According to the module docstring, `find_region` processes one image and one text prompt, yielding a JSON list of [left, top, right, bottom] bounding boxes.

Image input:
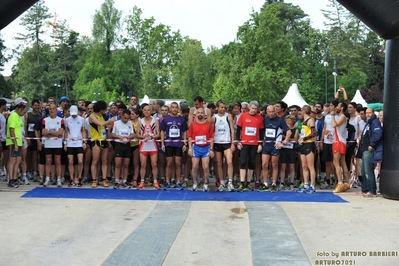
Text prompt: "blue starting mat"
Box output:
[[22, 187, 348, 203]]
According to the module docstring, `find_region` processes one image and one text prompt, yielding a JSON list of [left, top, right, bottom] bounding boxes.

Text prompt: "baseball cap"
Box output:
[[14, 98, 27, 106], [60, 96, 70, 102], [70, 105, 78, 115]]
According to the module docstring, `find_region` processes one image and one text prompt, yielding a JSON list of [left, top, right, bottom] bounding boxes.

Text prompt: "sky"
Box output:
[[0, 0, 331, 76]]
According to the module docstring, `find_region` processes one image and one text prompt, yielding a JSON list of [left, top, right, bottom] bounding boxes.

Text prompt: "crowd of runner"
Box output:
[[0, 86, 383, 196]]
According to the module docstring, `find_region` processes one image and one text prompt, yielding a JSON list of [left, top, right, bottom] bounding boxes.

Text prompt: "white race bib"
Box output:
[[28, 123, 35, 132], [217, 124, 225, 133], [266, 128, 276, 138], [299, 129, 305, 139], [119, 129, 130, 136], [169, 125, 180, 138], [195, 135, 207, 145], [282, 142, 294, 149], [245, 127, 256, 136]]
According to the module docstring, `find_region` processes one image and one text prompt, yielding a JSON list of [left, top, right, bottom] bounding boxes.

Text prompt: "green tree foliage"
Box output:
[[125, 6, 183, 98], [0, 34, 7, 72], [11, 43, 52, 100], [49, 30, 80, 99], [0, 74, 12, 98], [169, 39, 215, 102], [92, 0, 122, 60], [321, 0, 377, 100], [4, 0, 385, 105], [73, 0, 140, 102], [213, 2, 314, 104], [12, 0, 52, 100]]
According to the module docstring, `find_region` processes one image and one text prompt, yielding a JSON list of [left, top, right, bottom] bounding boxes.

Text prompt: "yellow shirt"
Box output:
[[89, 114, 107, 140]]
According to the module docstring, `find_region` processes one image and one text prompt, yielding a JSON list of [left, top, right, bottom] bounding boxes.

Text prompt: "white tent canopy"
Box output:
[[350, 90, 368, 107], [281, 83, 308, 107]]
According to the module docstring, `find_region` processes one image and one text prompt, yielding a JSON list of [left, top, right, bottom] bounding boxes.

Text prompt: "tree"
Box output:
[[213, 2, 311, 104], [169, 39, 215, 101], [0, 74, 12, 98], [0, 34, 7, 72], [92, 0, 122, 60], [15, 0, 51, 63], [49, 30, 81, 98], [125, 6, 183, 98], [13, 0, 52, 99], [11, 43, 52, 100]]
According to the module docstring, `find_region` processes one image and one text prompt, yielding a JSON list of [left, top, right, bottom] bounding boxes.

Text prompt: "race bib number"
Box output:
[[119, 129, 130, 137], [28, 123, 35, 132], [245, 127, 256, 136], [328, 132, 334, 141], [217, 124, 225, 133], [195, 135, 207, 145], [70, 135, 79, 143], [169, 126, 180, 138], [282, 142, 294, 149], [299, 129, 305, 139], [266, 128, 276, 138]]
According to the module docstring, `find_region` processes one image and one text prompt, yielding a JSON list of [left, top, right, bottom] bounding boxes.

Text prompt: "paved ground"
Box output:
[[0, 181, 398, 266]]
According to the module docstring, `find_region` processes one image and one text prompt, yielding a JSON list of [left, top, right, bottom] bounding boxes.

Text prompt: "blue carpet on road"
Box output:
[[22, 187, 347, 203]]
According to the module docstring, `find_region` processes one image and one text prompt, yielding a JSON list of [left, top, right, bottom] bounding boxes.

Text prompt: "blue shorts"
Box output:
[[262, 144, 280, 156], [192, 145, 210, 159]]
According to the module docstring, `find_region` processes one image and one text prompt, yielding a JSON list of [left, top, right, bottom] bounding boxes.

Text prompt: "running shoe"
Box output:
[[237, 183, 245, 192], [176, 183, 184, 190], [255, 181, 260, 189], [68, 180, 74, 187], [101, 179, 109, 187], [8, 180, 19, 188], [319, 181, 330, 190], [56, 179, 62, 187], [333, 183, 346, 193], [227, 182, 235, 192], [278, 184, 285, 191], [91, 181, 97, 188], [258, 184, 269, 192], [113, 182, 120, 189], [304, 186, 316, 194], [218, 184, 225, 192], [153, 182, 160, 190], [192, 183, 198, 191], [137, 182, 145, 190], [288, 184, 294, 191], [121, 182, 129, 189], [271, 184, 277, 192], [203, 184, 209, 192], [43, 177, 50, 187], [246, 183, 253, 191], [163, 183, 171, 190], [296, 185, 306, 193]]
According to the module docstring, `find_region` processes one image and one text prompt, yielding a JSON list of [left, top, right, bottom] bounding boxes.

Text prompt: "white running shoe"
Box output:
[[227, 182, 235, 192], [43, 177, 50, 187], [203, 184, 209, 192], [192, 183, 198, 191], [218, 184, 225, 192], [57, 179, 62, 187]]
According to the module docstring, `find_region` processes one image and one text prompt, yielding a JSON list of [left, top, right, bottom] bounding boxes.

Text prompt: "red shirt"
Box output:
[[237, 112, 264, 145], [188, 121, 214, 147]]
